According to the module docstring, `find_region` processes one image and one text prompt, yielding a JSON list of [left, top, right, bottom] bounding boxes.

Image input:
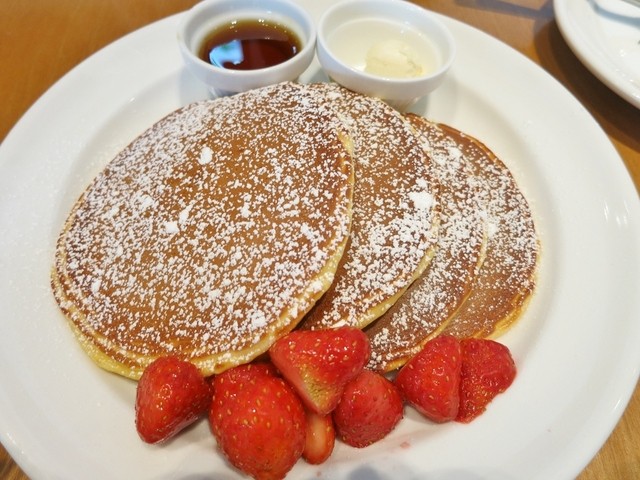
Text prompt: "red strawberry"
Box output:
[[218, 360, 278, 383], [302, 410, 335, 465], [210, 363, 306, 480], [269, 327, 370, 415], [333, 370, 403, 448], [135, 356, 212, 444], [456, 338, 517, 423], [395, 335, 462, 423]]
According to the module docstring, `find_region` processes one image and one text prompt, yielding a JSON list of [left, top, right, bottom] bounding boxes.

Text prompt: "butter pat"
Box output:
[[365, 39, 425, 78]]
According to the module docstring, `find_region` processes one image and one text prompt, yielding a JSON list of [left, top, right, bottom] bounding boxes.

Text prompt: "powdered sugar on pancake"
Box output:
[[439, 123, 539, 338], [301, 84, 439, 331], [367, 116, 487, 372], [52, 82, 354, 378]]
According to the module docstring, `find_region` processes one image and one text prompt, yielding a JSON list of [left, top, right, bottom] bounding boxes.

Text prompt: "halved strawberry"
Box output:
[[395, 335, 462, 423], [302, 410, 335, 465], [135, 356, 212, 444], [456, 338, 517, 423], [269, 327, 370, 414], [333, 370, 403, 448], [210, 363, 306, 480]]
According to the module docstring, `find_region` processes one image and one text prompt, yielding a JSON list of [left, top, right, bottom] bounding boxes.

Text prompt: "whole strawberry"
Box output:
[[269, 327, 370, 415], [456, 338, 517, 423], [210, 363, 306, 480], [333, 370, 403, 448], [135, 356, 212, 444], [395, 335, 462, 423]]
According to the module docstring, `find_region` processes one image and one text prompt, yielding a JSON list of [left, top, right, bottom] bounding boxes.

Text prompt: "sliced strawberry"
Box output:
[[269, 327, 370, 415], [333, 370, 403, 448], [456, 338, 517, 423], [303, 410, 335, 465], [395, 335, 462, 423], [135, 356, 212, 444], [210, 363, 306, 480]]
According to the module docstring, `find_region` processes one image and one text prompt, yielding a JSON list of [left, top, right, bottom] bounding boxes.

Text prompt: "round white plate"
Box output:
[[1, 2, 640, 479], [555, 0, 640, 108]]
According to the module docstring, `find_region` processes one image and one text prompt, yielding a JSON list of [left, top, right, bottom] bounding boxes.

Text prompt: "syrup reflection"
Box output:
[[208, 40, 244, 68]]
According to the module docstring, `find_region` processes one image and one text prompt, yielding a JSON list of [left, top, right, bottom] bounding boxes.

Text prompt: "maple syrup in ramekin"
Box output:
[[199, 19, 301, 71]]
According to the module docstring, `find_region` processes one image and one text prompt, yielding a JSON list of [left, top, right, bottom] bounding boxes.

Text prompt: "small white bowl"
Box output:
[[316, 0, 456, 111], [177, 0, 316, 97]]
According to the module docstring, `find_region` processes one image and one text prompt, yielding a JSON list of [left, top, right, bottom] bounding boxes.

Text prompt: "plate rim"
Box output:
[[1, 4, 640, 480], [554, 0, 640, 109]]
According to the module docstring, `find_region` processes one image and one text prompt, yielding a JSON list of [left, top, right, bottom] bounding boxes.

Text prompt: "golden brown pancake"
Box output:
[[300, 84, 439, 331], [366, 115, 487, 372], [52, 82, 355, 380], [438, 123, 539, 339]]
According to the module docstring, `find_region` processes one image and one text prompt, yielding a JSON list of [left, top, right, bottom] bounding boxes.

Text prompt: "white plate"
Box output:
[[1, 2, 640, 479], [555, 0, 640, 108]]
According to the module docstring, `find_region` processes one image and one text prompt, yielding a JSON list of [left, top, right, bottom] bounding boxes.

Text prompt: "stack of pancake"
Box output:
[[51, 82, 539, 380]]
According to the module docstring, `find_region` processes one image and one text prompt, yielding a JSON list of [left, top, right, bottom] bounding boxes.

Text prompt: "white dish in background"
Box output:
[[555, 0, 640, 108], [1, 1, 640, 479]]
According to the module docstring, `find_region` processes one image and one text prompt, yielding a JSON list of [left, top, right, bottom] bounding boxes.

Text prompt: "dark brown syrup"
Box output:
[[199, 19, 301, 70]]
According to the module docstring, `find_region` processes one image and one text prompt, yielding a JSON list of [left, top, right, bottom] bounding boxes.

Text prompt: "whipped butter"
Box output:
[[326, 18, 438, 78], [365, 39, 425, 78]]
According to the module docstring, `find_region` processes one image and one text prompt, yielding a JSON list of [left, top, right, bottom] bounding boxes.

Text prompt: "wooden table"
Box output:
[[1, 1, 638, 478]]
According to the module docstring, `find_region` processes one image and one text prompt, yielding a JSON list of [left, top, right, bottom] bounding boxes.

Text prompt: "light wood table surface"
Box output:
[[1, 1, 638, 478]]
